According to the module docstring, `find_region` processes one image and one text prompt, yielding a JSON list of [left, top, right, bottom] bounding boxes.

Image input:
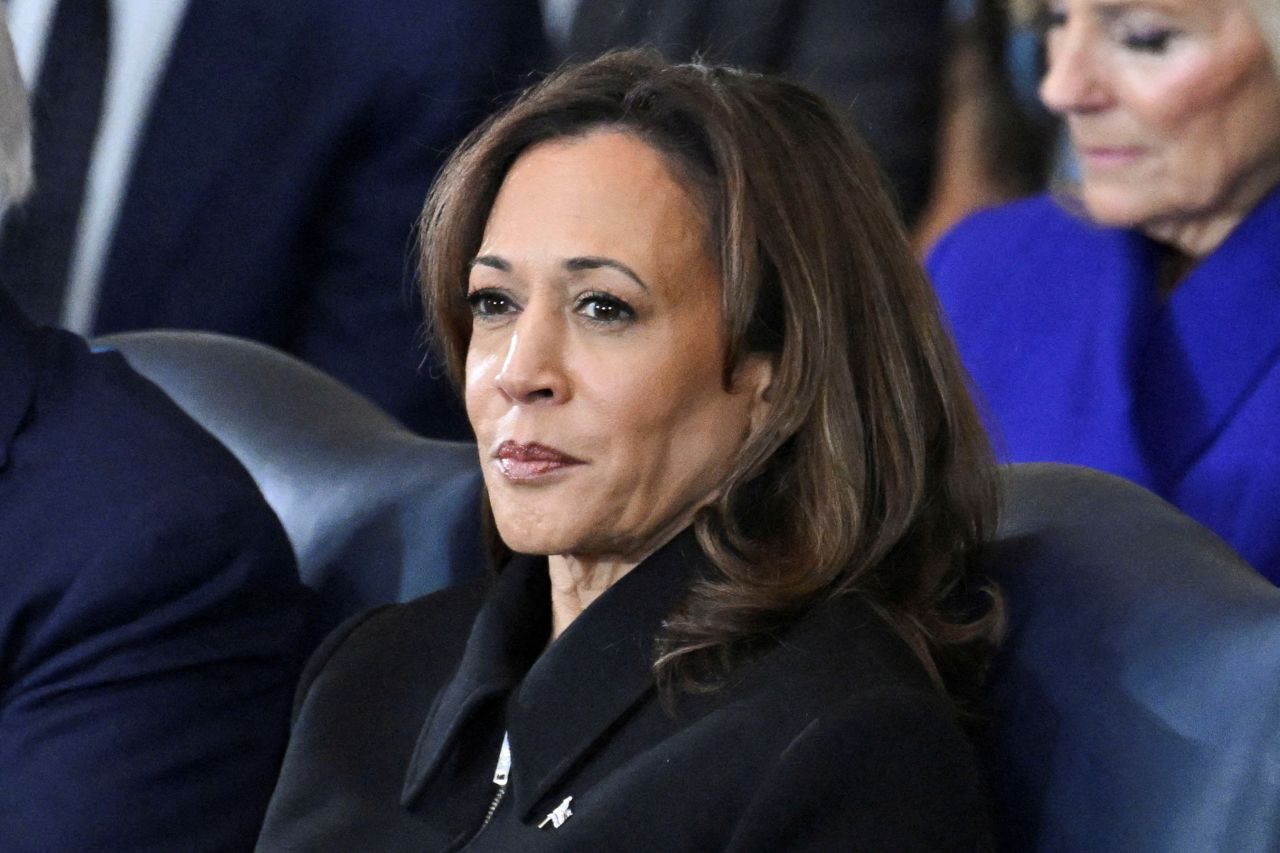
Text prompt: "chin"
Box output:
[[1079, 187, 1156, 230], [493, 530, 564, 557], [488, 504, 579, 557], [490, 504, 650, 561]]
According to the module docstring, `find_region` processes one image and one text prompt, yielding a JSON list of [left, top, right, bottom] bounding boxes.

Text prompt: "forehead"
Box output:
[[478, 131, 713, 279], [497, 130, 687, 207]]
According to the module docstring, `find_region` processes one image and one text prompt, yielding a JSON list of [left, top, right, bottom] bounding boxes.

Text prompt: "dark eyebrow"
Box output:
[[469, 254, 649, 291], [564, 256, 649, 291], [470, 255, 511, 272]]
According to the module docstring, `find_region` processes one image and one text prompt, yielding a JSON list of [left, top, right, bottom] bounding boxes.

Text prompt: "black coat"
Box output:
[[257, 531, 992, 851]]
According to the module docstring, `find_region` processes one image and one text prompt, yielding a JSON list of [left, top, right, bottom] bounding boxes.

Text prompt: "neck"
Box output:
[[542, 513, 702, 638], [546, 553, 640, 639], [1143, 215, 1238, 262], [1140, 175, 1280, 262]]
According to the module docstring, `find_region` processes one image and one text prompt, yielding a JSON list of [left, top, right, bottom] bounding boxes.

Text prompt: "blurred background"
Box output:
[[0, 0, 1054, 439]]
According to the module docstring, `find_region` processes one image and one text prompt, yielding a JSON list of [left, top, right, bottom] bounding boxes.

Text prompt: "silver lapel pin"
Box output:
[[538, 796, 574, 829]]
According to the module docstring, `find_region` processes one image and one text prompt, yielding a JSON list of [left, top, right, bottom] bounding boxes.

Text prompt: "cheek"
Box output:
[[574, 349, 667, 443], [596, 339, 745, 476], [593, 328, 719, 424], [464, 347, 504, 425], [1154, 64, 1211, 117], [1137, 50, 1265, 139], [1206, 76, 1280, 162], [1158, 66, 1280, 193]]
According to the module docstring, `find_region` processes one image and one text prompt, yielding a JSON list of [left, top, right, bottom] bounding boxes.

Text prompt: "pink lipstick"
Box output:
[[494, 440, 584, 481]]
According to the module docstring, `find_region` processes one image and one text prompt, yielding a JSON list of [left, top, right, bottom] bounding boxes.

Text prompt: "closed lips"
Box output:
[[1079, 145, 1145, 162], [495, 441, 584, 479]]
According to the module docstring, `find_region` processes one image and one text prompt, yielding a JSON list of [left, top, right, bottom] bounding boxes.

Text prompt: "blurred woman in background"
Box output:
[[929, 0, 1280, 583]]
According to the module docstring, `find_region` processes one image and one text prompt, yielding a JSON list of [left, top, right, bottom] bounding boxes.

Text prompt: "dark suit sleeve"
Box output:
[[782, 0, 947, 225], [724, 687, 993, 852], [0, 474, 306, 853]]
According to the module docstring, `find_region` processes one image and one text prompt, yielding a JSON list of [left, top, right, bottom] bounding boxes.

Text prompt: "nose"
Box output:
[[1038, 24, 1112, 115], [493, 304, 571, 406]]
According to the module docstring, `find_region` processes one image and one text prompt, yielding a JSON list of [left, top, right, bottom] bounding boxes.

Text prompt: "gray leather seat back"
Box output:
[[985, 464, 1280, 852], [96, 330, 486, 634]]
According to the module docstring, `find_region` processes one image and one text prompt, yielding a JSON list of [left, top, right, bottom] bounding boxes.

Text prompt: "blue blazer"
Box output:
[[928, 188, 1280, 584], [0, 293, 309, 851], [92, 0, 546, 439]]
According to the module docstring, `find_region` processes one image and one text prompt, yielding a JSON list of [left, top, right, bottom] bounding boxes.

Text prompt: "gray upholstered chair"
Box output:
[[95, 330, 486, 637], [979, 463, 1280, 852], [97, 331, 1280, 851]]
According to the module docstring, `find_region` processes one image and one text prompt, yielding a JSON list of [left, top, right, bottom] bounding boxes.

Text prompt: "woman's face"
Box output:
[[465, 131, 771, 562], [1040, 0, 1280, 248]]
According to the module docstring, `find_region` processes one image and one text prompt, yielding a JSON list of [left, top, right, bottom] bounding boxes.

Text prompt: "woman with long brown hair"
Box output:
[[258, 50, 1003, 852]]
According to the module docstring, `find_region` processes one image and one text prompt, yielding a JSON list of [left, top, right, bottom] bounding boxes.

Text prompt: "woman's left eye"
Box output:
[[1120, 26, 1177, 53], [575, 292, 635, 324]]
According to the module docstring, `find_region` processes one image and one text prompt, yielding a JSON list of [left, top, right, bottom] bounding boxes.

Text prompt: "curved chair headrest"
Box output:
[[986, 463, 1280, 852], [95, 330, 486, 633]]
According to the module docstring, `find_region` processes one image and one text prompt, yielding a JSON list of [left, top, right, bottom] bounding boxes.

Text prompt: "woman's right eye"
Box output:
[[467, 288, 516, 317]]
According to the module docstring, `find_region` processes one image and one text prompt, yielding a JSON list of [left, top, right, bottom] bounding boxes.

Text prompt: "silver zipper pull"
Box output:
[[478, 734, 513, 834], [493, 733, 512, 786]]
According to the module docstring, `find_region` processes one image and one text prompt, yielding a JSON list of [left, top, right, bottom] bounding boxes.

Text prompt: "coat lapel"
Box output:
[[1132, 185, 1280, 491], [507, 530, 702, 821], [398, 528, 704, 830], [400, 554, 549, 808]]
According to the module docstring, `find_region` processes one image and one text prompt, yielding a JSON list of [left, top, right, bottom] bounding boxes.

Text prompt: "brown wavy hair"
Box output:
[[420, 49, 1003, 700]]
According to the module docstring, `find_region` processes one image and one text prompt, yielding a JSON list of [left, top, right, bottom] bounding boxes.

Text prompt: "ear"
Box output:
[[733, 353, 775, 436]]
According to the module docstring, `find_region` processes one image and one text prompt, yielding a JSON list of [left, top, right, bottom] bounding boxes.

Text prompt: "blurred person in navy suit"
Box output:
[[929, 0, 1280, 582], [0, 19, 310, 849], [547, 0, 947, 226], [1, 0, 547, 439]]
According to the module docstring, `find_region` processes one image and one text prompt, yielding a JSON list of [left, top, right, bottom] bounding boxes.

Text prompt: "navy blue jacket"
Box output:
[[0, 293, 308, 851], [928, 188, 1280, 583], [91, 0, 546, 439], [257, 531, 991, 851]]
